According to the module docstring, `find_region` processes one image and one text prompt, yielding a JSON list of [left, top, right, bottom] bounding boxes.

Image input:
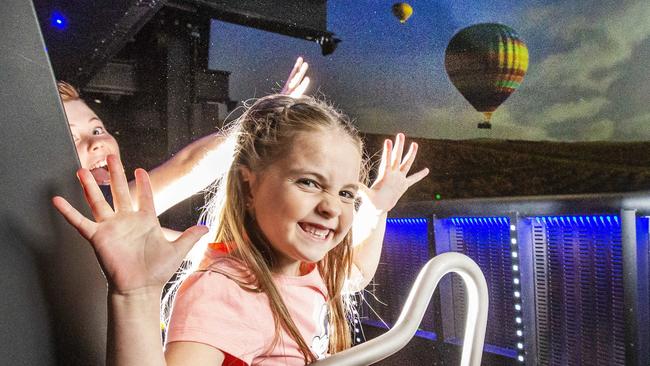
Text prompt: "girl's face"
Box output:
[[243, 129, 362, 276], [64, 99, 120, 185]]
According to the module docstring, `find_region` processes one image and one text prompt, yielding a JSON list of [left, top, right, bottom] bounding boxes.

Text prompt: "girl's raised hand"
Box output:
[[281, 57, 310, 98], [361, 133, 430, 213], [52, 155, 208, 296]]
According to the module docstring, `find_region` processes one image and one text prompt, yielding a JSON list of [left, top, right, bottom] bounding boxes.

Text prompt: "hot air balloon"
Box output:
[[444, 23, 529, 129], [392, 3, 413, 24]]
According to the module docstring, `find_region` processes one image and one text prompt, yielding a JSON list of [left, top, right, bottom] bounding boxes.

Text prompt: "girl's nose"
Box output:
[[317, 192, 342, 218]]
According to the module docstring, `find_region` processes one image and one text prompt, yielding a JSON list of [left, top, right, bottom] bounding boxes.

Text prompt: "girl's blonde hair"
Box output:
[[170, 94, 367, 363]]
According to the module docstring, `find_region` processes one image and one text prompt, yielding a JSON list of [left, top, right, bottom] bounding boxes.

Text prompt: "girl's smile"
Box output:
[[298, 222, 333, 241]]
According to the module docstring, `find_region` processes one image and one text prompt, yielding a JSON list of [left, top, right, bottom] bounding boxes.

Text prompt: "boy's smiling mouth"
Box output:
[[89, 159, 110, 184]]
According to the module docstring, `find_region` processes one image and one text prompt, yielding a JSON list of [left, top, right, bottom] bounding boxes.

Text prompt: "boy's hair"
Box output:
[[57, 81, 81, 102], [179, 95, 368, 362]]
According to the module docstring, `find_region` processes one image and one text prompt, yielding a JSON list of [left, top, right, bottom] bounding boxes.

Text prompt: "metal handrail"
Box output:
[[390, 191, 650, 218], [313, 252, 489, 366]]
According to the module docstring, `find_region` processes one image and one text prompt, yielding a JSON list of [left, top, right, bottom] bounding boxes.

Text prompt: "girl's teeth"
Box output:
[[303, 224, 329, 238]]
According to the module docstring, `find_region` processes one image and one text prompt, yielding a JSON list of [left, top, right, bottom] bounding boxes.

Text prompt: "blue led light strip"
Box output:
[[533, 215, 619, 227], [508, 214, 525, 364], [386, 217, 428, 225], [450, 216, 509, 226]]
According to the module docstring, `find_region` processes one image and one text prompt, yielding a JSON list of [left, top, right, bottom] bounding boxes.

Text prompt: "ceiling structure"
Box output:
[[35, 0, 335, 85]]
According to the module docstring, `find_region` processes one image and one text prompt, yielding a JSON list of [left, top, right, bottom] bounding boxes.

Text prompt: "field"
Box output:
[[362, 134, 650, 201]]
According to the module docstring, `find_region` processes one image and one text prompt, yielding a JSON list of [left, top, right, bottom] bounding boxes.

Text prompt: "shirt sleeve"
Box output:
[[165, 271, 267, 364]]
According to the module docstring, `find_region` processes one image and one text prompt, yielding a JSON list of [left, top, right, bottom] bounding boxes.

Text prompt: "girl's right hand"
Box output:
[[52, 155, 208, 296]]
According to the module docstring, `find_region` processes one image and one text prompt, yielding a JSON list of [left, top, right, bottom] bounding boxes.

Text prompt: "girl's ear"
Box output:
[[239, 166, 257, 200]]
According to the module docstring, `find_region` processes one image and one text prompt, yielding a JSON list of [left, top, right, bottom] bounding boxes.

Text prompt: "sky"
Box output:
[[208, 0, 650, 142]]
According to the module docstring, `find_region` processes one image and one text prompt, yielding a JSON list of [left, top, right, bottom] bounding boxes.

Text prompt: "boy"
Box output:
[[59, 58, 310, 222]]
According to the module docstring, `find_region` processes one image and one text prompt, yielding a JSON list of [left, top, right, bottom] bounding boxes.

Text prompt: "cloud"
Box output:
[[509, 0, 650, 140], [539, 98, 609, 125], [526, 4, 649, 93], [614, 112, 650, 140], [571, 118, 616, 141]]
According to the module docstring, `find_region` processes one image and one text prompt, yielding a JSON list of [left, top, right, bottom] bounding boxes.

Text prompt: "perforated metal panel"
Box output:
[[361, 218, 437, 338], [436, 217, 517, 357], [530, 215, 625, 366]]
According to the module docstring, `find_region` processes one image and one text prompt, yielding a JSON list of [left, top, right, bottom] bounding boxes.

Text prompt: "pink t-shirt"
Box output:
[[166, 248, 330, 365]]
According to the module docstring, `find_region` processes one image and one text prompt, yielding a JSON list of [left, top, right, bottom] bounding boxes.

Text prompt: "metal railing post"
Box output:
[[313, 252, 489, 366]]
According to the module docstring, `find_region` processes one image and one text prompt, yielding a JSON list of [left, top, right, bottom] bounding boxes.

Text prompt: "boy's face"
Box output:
[[63, 99, 120, 185]]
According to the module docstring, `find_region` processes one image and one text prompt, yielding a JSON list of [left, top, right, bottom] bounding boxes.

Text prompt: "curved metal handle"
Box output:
[[313, 252, 489, 366]]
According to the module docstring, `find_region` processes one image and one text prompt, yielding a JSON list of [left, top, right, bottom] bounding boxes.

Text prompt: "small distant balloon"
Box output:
[[392, 3, 413, 24], [444, 23, 529, 129]]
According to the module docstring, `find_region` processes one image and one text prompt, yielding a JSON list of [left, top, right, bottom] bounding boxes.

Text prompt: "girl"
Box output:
[[53, 94, 429, 365]]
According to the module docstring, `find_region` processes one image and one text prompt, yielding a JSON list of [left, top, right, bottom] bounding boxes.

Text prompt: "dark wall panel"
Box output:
[[1, 1, 107, 364]]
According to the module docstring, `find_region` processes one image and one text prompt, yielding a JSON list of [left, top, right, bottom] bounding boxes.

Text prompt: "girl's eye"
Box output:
[[339, 190, 357, 203], [92, 127, 105, 135], [297, 178, 320, 190]]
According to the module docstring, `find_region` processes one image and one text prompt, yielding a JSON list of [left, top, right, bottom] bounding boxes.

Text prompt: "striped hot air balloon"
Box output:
[[444, 23, 529, 129]]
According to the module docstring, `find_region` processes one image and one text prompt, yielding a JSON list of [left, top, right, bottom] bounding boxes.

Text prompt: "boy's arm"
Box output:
[[135, 133, 229, 215], [350, 134, 429, 290], [136, 57, 310, 216]]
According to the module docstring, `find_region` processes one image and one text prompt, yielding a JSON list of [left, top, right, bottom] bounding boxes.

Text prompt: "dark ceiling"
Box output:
[[34, 0, 333, 85]]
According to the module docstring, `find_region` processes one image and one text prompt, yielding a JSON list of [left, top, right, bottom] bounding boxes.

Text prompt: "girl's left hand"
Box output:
[[52, 155, 208, 296], [361, 133, 429, 213]]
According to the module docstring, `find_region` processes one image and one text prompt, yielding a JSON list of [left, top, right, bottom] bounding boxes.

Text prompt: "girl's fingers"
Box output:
[[173, 225, 209, 260], [52, 196, 97, 240], [406, 168, 430, 187], [391, 133, 405, 169], [400, 142, 418, 174], [77, 168, 114, 220], [378, 139, 392, 178], [134, 168, 155, 213], [106, 155, 133, 212]]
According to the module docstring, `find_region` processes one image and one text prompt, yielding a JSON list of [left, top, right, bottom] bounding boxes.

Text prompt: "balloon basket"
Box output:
[[477, 121, 492, 129]]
